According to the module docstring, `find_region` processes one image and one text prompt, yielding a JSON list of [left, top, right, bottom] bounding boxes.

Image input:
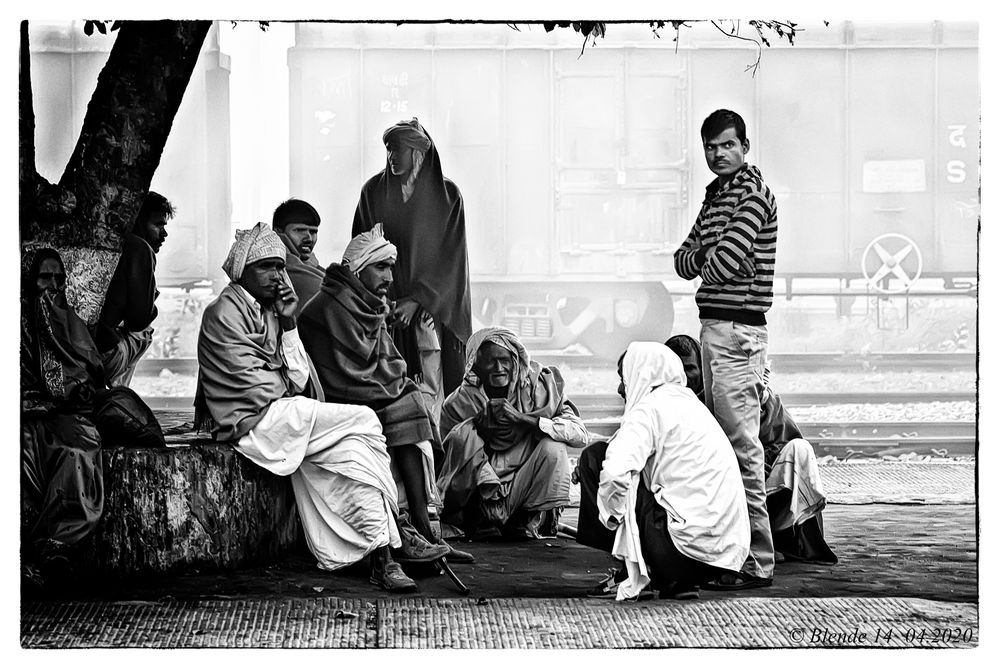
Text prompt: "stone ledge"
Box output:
[[81, 441, 301, 576]]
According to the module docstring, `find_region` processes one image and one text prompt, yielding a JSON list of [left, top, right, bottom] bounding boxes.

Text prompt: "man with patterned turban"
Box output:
[[435, 326, 586, 539], [299, 225, 474, 564], [196, 223, 447, 593], [352, 118, 472, 425]]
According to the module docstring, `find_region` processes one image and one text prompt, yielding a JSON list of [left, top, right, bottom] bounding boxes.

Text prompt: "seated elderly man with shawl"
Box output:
[[574, 343, 750, 600], [436, 326, 585, 539], [665, 334, 837, 567], [298, 225, 473, 564], [196, 223, 447, 594]]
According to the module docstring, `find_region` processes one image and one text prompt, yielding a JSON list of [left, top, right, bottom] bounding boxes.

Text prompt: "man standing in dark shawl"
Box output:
[[436, 327, 586, 539], [298, 225, 474, 564], [352, 118, 471, 424], [21, 247, 106, 593], [273, 197, 325, 311]]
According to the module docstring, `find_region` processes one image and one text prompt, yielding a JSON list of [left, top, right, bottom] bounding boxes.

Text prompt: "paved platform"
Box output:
[[21, 596, 977, 649], [21, 502, 978, 648], [20, 446, 979, 649], [23, 504, 976, 603]]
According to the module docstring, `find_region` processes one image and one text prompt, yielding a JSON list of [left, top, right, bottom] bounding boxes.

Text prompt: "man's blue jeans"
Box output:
[[700, 318, 774, 579]]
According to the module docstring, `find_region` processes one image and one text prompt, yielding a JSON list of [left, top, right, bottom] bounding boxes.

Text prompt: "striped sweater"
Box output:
[[673, 164, 777, 325]]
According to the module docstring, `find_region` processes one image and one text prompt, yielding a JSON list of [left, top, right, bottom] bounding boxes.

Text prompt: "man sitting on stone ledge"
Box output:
[[298, 225, 473, 564], [436, 326, 586, 539], [195, 222, 447, 593]]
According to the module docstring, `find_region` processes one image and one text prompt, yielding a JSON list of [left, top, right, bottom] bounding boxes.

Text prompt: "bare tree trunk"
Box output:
[[22, 20, 211, 323]]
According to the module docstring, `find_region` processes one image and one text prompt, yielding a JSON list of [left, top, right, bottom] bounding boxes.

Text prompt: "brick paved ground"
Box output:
[[31, 503, 975, 604]]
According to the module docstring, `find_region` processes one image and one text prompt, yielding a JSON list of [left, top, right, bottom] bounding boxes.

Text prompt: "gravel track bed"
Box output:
[[133, 369, 978, 425]]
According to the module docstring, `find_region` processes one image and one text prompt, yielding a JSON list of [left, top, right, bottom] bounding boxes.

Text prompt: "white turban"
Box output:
[[222, 222, 286, 282], [342, 223, 397, 274]]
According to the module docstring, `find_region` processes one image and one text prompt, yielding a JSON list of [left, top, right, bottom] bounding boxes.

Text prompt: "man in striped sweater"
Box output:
[[673, 109, 778, 590]]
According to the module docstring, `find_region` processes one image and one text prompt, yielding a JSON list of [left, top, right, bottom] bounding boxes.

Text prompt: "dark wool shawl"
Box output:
[[298, 263, 436, 447], [759, 389, 804, 476], [278, 232, 325, 313], [352, 121, 471, 395], [95, 233, 158, 353], [21, 291, 104, 416]]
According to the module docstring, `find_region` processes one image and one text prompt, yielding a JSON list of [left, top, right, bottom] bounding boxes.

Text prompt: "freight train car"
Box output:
[[288, 21, 979, 359], [28, 21, 979, 362]]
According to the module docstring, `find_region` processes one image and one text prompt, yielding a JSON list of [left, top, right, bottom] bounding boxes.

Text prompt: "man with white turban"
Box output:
[[298, 225, 474, 564], [196, 222, 447, 593], [574, 342, 750, 600], [436, 326, 586, 540]]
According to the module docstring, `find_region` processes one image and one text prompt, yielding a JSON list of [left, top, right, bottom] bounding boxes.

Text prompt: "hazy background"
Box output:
[[22, 18, 982, 394]]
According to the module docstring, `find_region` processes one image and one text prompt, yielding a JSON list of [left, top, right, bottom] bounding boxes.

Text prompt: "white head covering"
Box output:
[[222, 222, 286, 282], [621, 342, 688, 413], [342, 223, 398, 274]]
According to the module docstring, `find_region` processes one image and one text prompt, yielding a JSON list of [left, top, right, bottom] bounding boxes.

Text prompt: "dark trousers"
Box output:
[[575, 441, 721, 589]]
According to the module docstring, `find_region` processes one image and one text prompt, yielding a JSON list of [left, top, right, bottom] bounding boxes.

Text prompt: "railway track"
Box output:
[[570, 392, 976, 414], [141, 391, 976, 412], [581, 418, 976, 457], [133, 350, 977, 378], [137, 355, 976, 458], [536, 351, 977, 371], [146, 399, 977, 459], [572, 394, 977, 456]]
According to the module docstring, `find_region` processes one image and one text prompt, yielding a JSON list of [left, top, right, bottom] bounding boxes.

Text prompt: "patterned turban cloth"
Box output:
[[222, 222, 286, 282], [342, 223, 397, 274]]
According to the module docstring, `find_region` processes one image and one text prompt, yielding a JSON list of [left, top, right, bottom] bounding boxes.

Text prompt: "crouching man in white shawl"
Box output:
[[195, 222, 446, 594], [585, 342, 750, 600]]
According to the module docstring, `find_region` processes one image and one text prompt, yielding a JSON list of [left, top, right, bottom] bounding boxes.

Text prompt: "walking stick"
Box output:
[[436, 556, 470, 595]]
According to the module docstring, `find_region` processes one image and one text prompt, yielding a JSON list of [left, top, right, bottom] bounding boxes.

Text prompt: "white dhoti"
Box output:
[[765, 438, 827, 531], [237, 396, 402, 571]]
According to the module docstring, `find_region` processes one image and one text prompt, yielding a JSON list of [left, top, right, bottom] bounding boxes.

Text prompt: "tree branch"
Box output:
[[711, 20, 765, 75]]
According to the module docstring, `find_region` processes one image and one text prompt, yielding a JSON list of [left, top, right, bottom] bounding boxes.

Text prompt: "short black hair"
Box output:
[[700, 109, 747, 144], [665, 334, 701, 360], [272, 198, 321, 231], [133, 191, 175, 231]]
